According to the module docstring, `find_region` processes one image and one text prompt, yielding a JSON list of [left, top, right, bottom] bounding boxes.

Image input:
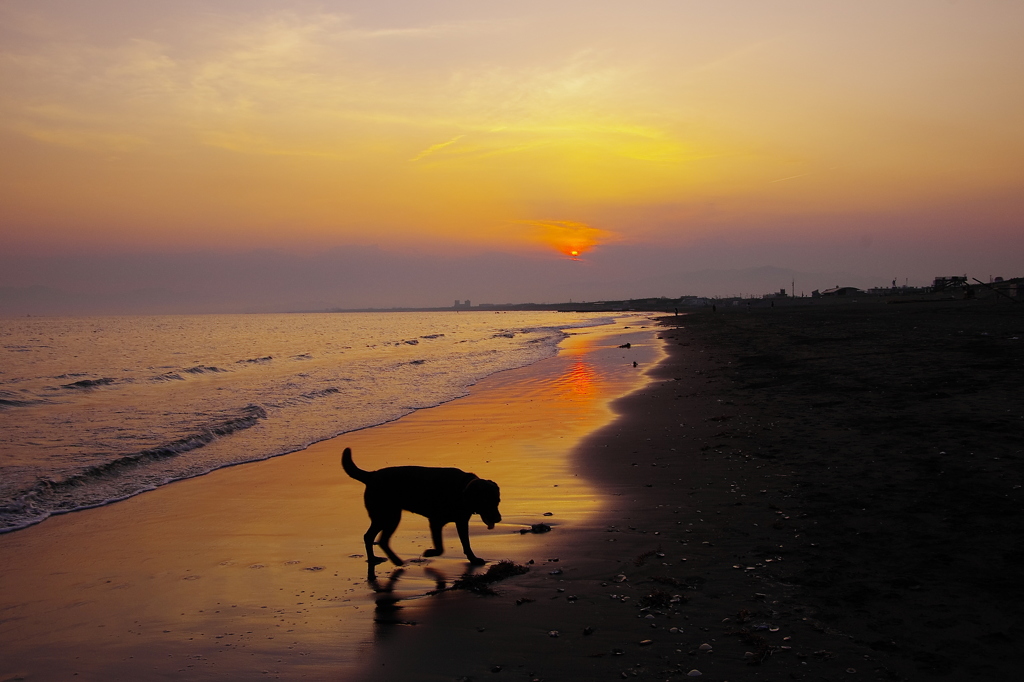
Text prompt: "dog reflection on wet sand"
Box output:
[[341, 447, 502, 566]]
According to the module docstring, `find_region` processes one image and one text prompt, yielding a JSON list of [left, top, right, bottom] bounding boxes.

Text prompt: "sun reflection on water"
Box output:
[[564, 359, 596, 398]]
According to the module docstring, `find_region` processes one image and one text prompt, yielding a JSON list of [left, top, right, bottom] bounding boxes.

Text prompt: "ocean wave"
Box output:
[[151, 372, 185, 382], [0, 404, 267, 534], [0, 310, 629, 535], [0, 396, 48, 408], [61, 377, 116, 389], [183, 365, 227, 374], [265, 387, 344, 409], [300, 387, 341, 400]]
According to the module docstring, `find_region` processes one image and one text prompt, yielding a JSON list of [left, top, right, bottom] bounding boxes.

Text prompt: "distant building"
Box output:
[[815, 287, 862, 297], [453, 299, 472, 309], [932, 276, 967, 292]]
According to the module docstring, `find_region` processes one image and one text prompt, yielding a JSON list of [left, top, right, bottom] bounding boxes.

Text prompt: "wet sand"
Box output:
[[0, 320, 661, 680]]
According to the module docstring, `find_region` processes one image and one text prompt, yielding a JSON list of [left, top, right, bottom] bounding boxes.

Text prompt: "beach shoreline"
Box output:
[[356, 299, 1023, 682], [3, 301, 1021, 681], [0, 319, 662, 680]]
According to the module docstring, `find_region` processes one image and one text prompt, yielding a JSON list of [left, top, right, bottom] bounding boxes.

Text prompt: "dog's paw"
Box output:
[[422, 548, 443, 557], [468, 556, 487, 566]]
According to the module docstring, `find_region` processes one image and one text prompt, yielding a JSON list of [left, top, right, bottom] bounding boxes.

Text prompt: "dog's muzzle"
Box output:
[[482, 511, 501, 529]]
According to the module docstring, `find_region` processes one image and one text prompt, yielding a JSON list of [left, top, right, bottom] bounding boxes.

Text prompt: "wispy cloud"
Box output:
[[410, 135, 466, 161], [769, 172, 814, 183]]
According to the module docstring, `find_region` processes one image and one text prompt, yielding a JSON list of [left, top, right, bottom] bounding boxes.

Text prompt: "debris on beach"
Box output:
[[520, 523, 551, 534], [431, 560, 530, 596], [638, 590, 673, 608]]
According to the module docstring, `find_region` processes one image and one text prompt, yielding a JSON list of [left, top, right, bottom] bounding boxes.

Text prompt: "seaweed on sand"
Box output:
[[432, 560, 530, 596]]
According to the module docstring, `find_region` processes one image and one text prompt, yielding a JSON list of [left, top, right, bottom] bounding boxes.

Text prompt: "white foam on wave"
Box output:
[[0, 311, 627, 533]]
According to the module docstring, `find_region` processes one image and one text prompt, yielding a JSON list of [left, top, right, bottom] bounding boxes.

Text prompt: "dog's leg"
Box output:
[[363, 522, 388, 566], [455, 517, 486, 565], [375, 511, 405, 566], [422, 518, 447, 557]]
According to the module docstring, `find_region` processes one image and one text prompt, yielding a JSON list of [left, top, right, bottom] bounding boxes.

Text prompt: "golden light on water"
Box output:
[[565, 360, 595, 397]]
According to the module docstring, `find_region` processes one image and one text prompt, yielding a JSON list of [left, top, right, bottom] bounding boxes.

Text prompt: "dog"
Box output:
[[341, 447, 502, 566]]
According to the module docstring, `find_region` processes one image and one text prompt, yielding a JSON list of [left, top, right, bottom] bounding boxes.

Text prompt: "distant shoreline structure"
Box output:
[[5, 275, 1020, 318], [318, 275, 1024, 314]]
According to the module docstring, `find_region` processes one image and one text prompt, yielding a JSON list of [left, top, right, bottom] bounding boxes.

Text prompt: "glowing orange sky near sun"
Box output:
[[522, 220, 615, 260]]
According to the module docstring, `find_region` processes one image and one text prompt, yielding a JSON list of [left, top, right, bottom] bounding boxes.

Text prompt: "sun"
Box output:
[[520, 219, 618, 261]]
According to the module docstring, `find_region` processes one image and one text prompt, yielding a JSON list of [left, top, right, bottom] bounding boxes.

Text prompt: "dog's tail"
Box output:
[[341, 447, 370, 482]]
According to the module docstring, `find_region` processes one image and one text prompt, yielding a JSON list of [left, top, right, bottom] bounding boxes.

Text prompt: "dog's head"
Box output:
[[466, 478, 502, 529]]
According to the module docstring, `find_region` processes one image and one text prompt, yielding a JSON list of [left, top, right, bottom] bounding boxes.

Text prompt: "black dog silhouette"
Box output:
[[342, 448, 501, 566]]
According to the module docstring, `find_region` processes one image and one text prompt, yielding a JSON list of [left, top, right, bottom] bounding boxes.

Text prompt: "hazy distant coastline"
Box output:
[[4, 266, 1020, 318]]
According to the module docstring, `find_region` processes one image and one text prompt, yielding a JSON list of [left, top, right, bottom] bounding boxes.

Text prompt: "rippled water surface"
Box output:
[[0, 311, 624, 531]]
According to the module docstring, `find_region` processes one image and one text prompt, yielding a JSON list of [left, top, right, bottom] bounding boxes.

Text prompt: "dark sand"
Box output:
[[356, 298, 1023, 682], [3, 300, 1022, 681]]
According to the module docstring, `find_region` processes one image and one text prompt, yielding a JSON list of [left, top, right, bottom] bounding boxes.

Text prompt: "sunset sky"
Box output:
[[2, 0, 1022, 312]]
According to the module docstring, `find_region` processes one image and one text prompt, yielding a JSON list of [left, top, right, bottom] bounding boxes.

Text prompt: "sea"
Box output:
[[0, 310, 631, 534]]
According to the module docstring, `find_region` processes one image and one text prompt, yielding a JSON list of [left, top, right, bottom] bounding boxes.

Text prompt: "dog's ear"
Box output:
[[465, 478, 500, 505]]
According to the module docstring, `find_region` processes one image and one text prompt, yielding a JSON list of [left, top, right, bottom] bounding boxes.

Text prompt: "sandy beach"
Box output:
[[3, 300, 1022, 682]]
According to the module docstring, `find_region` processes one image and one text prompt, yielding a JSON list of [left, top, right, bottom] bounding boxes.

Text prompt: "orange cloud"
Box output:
[[521, 219, 617, 259]]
